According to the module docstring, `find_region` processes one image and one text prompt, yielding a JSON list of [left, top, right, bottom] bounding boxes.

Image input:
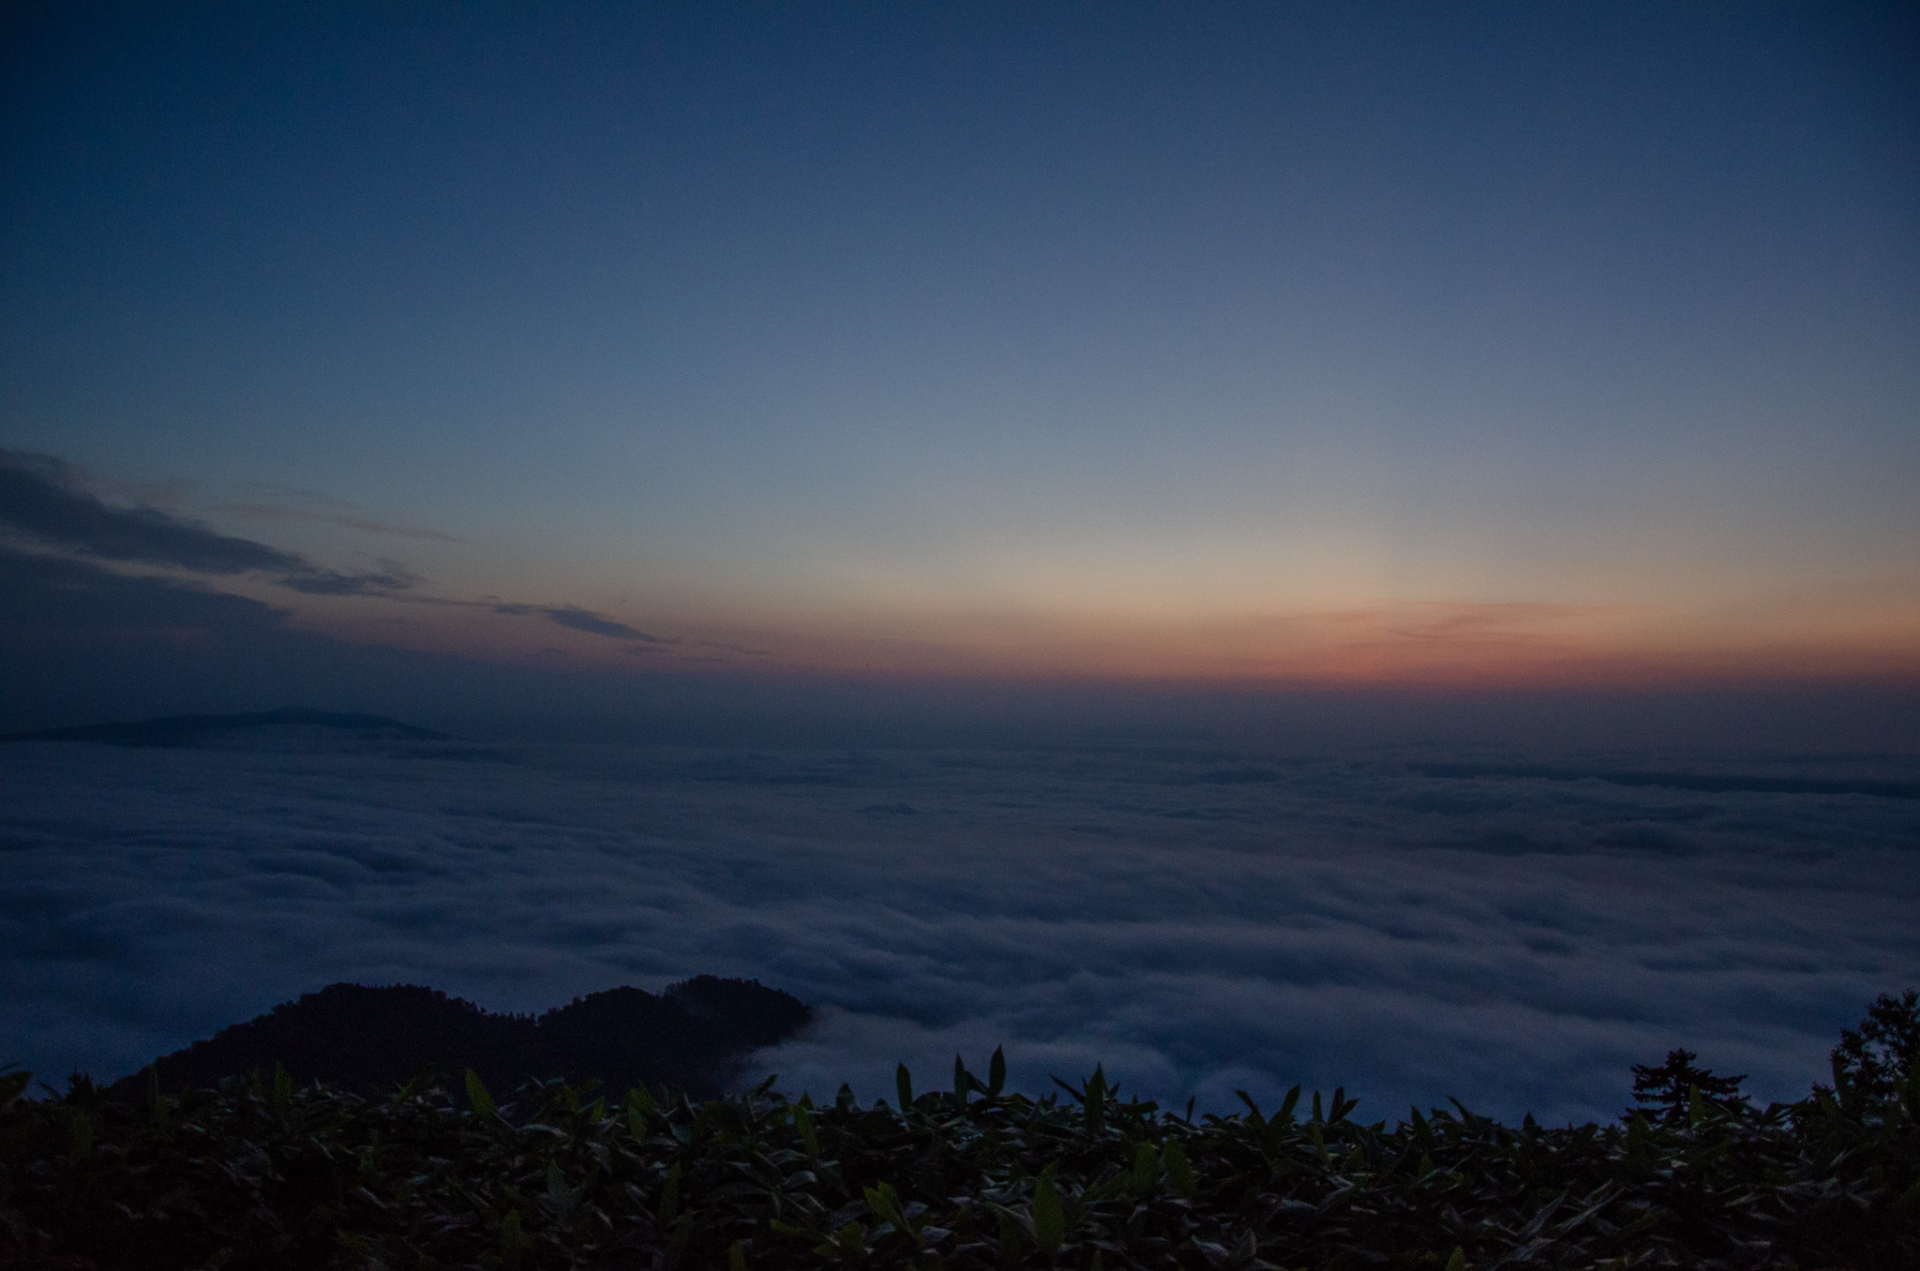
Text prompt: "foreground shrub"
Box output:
[[3, 994, 1917, 1269]]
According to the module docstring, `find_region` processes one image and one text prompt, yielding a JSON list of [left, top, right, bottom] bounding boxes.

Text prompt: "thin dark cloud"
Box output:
[[698, 640, 772, 657], [493, 603, 669, 643], [0, 542, 514, 727], [0, 543, 291, 634], [277, 559, 426, 596], [230, 482, 362, 512], [0, 453, 682, 640], [1, 449, 311, 575], [626, 638, 766, 658], [0, 449, 419, 596], [217, 500, 472, 544]]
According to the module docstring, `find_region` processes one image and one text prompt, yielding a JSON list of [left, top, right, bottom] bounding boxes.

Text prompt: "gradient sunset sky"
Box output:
[[4, 2, 1916, 689]]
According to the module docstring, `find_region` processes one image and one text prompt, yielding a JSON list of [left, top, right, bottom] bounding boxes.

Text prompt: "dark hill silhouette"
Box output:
[[1, 707, 449, 747], [107, 977, 811, 1101], [1410, 760, 1920, 801]]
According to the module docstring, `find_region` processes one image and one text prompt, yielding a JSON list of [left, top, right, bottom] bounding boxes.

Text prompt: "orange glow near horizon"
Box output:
[[289, 586, 1920, 691]]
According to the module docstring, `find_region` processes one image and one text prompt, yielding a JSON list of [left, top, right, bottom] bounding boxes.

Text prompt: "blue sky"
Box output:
[[3, 2, 1916, 686]]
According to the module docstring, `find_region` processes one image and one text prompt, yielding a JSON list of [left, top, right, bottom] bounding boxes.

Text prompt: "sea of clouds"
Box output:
[[3, 728, 1915, 1124]]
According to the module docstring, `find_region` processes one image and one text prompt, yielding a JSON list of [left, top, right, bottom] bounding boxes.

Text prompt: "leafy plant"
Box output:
[[1826, 988, 1920, 1115], [1, 994, 1914, 1269]]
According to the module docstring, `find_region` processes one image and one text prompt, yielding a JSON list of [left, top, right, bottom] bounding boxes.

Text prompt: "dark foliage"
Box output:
[[5, 992, 1916, 1269], [1826, 989, 1920, 1113], [103, 978, 811, 1103]]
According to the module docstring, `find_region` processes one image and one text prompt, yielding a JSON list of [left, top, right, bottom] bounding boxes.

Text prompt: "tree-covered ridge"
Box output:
[[106, 978, 812, 1103], [3, 992, 1917, 1270]]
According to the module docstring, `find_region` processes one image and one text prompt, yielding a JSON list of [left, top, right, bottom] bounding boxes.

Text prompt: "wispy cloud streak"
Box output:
[[2, 450, 312, 575], [0, 450, 419, 597], [217, 501, 471, 544], [492, 604, 671, 644], [1, 451, 679, 649]]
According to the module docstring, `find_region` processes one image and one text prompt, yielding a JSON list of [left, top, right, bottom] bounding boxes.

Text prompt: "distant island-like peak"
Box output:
[[0, 707, 450, 749], [109, 977, 812, 1101]]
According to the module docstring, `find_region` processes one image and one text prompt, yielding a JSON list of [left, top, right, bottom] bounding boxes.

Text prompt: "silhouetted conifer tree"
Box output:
[[1629, 1048, 1748, 1122]]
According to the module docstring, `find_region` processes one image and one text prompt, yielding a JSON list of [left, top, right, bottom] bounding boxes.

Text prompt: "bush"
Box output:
[[3, 994, 1917, 1269]]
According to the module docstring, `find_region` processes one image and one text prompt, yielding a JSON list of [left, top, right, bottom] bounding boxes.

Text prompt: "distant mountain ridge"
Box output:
[[1410, 760, 1920, 801], [1, 707, 448, 747], [107, 978, 811, 1101]]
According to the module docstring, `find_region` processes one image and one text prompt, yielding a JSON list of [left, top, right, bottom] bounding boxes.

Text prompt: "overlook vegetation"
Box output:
[[2, 992, 1916, 1270]]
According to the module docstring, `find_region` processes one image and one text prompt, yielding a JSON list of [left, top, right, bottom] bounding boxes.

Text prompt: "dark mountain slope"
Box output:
[[108, 977, 810, 1100]]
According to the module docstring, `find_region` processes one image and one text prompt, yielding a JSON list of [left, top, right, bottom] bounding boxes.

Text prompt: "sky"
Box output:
[[4, 1, 1917, 697], [4, 5, 1918, 1123]]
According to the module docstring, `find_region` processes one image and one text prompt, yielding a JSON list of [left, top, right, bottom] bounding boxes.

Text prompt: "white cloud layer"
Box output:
[[2, 732, 1915, 1123]]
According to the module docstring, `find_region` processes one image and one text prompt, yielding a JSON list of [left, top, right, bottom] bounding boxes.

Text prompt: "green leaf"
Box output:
[[465, 1068, 496, 1120], [665, 1214, 696, 1271], [896, 1062, 914, 1112], [1130, 1141, 1160, 1196], [1031, 1165, 1066, 1254], [659, 1162, 682, 1224], [865, 1180, 922, 1243], [728, 1241, 748, 1271], [1276, 1083, 1301, 1124], [833, 1220, 869, 1257], [1054, 1065, 1112, 1135], [500, 1210, 526, 1270], [988, 1044, 1006, 1096], [1163, 1137, 1196, 1198], [792, 1100, 819, 1155], [272, 1060, 293, 1117], [1445, 1247, 1467, 1271]]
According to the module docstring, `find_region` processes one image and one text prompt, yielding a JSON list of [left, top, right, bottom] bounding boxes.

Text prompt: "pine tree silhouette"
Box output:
[[1628, 1048, 1748, 1122]]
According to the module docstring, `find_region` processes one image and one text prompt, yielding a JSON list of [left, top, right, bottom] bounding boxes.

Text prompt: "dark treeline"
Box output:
[[108, 978, 812, 1102]]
